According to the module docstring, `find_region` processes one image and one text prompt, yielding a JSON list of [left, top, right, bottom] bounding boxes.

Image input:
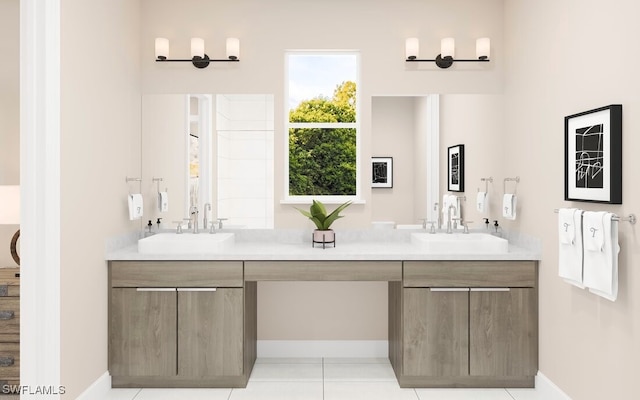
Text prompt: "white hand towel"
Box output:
[[583, 212, 619, 301], [128, 193, 144, 220], [158, 191, 169, 213], [558, 208, 577, 245], [558, 208, 584, 288], [476, 192, 487, 213], [583, 211, 606, 252], [502, 194, 517, 220]]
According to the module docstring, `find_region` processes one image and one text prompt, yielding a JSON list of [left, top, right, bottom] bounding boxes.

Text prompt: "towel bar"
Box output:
[[553, 209, 636, 224]]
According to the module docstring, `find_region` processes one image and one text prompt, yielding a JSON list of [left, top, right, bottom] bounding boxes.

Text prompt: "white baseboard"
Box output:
[[535, 371, 572, 400], [257, 340, 388, 358], [74, 371, 110, 400]]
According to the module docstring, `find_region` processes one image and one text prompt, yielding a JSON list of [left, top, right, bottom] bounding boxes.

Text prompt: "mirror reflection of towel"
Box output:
[[502, 194, 517, 220], [476, 191, 487, 213], [158, 191, 169, 212], [128, 193, 143, 220]]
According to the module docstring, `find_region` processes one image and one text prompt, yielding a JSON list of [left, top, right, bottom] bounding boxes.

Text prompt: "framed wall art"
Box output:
[[371, 157, 393, 188], [564, 104, 622, 204], [447, 144, 465, 192]]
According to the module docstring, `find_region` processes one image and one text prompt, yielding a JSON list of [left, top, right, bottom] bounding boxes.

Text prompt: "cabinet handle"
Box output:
[[135, 288, 176, 292], [0, 357, 14, 367], [429, 288, 470, 292], [470, 288, 511, 292], [177, 288, 218, 292], [0, 311, 14, 320]]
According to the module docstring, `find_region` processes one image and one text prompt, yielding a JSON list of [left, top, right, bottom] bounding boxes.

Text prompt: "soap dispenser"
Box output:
[[145, 220, 154, 237], [156, 217, 163, 231]]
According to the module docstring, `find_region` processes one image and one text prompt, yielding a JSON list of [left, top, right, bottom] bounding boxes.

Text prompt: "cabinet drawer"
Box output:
[[110, 261, 243, 288], [0, 343, 19, 380], [0, 298, 19, 340], [403, 261, 536, 288]]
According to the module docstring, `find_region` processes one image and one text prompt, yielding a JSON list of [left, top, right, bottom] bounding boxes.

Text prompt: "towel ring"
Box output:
[[503, 176, 520, 194], [153, 177, 164, 194], [479, 177, 493, 193], [125, 177, 142, 195]]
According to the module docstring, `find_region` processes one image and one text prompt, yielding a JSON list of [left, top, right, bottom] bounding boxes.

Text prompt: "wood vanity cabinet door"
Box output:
[[469, 288, 537, 377], [178, 288, 243, 377], [110, 288, 177, 377], [403, 288, 469, 377]]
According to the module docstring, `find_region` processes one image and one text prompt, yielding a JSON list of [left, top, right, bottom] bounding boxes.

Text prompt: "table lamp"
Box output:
[[0, 185, 20, 266]]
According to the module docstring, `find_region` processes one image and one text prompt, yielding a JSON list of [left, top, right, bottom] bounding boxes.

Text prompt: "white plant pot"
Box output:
[[312, 229, 335, 247]]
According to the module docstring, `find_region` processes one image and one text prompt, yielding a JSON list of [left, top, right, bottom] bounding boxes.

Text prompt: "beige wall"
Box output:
[[0, 0, 19, 266], [439, 94, 505, 227], [371, 96, 416, 225], [504, 0, 640, 398], [60, 0, 141, 398]]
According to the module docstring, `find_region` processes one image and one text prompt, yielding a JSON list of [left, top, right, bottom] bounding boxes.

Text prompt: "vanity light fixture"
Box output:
[[405, 37, 490, 68], [155, 37, 240, 69]]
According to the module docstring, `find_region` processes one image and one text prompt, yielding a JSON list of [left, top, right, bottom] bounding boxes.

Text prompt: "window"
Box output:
[[285, 52, 359, 202]]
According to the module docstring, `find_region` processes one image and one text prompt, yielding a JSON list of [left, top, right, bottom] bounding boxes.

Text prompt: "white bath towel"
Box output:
[[502, 194, 517, 220], [128, 193, 144, 220], [158, 191, 169, 213], [558, 208, 584, 288], [476, 191, 488, 213], [583, 212, 619, 301], [583, 211, 606, 252]]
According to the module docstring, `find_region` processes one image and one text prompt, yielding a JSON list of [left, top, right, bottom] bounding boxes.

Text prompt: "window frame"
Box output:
[[282, 50, 362, 204]]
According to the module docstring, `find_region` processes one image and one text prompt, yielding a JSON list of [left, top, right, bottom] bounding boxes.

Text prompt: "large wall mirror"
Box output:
[[142, 94, 274, 230]]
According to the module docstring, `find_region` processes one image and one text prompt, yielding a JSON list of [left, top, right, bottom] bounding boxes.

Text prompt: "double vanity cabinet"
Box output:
[[108, 257, 537, 388]]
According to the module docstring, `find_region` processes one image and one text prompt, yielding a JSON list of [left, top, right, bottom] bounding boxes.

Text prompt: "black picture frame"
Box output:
[[564, 105, 622, 204], [447, 145, 465, 192], [371, 157, 393, 188]]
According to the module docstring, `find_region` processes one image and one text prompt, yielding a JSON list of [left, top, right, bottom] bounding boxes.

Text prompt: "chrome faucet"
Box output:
[[203, 203, 211, 232], [446, 205, 456, 234], [189, 205, 199, 234]]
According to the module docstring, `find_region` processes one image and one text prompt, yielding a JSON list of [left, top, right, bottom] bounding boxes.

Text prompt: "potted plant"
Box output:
[[296, 200, 352, 247]]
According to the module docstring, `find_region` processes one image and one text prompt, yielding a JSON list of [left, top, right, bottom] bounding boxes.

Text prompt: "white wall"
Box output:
[[60, 0, 141, 398], [0, 0, 19, 266], [217, 94, 274, 228], [504, 1, 640, 399]]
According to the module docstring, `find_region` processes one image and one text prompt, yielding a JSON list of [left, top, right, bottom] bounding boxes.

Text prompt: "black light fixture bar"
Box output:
[[156, 55, 239, 69], [405, 37, 491, 69], [406, 56, 489, 69], [155, 37, 240, 69]]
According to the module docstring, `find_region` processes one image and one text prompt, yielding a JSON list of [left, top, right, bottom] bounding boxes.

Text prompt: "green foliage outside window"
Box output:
[[289, 81, 357, 196]]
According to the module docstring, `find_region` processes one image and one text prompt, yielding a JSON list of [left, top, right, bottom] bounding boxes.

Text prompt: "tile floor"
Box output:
[[97, 358, 555, 400]]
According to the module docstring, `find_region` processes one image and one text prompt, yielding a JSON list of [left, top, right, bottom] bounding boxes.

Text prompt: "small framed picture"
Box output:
[[371, 157, 393, 188], [447, 144, 465, 192], [564, 105, 622, 204]]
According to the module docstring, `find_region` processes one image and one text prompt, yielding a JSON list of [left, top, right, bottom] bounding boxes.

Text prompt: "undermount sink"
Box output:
[[411, 232, 509, 253], [138, 232, 235, 254]]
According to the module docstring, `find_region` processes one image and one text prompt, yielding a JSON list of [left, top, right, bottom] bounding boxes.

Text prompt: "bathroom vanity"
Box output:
[[106, 231, 539, 388]]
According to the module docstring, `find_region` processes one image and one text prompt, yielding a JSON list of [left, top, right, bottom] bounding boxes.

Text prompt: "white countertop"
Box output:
[[105, 229, 541, 262]]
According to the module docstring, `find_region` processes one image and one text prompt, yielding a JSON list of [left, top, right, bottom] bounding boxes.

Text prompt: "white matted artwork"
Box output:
[[371, 157, 393, 188], [564, 104, 622, 204]]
